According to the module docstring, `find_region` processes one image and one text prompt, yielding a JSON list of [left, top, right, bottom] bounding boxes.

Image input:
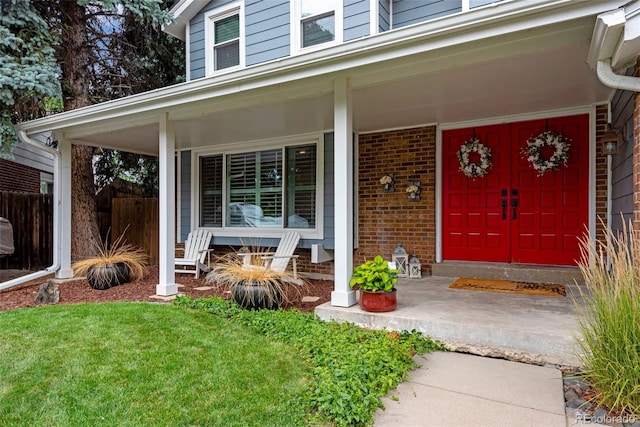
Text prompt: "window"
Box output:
[[205, 4, 244, 74], [294, 0, 342, 51], [197, 139, 322, 237]]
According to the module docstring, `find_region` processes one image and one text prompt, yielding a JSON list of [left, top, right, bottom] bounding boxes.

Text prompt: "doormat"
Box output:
[[449, 277, 566, 297]]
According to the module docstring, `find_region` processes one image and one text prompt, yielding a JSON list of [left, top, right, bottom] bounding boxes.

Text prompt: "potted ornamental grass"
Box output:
[[72, 230, 148, 290], [205, 253, 304, 310], [349, 255, 398, 312]]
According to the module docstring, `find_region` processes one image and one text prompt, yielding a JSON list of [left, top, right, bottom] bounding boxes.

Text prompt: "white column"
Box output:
[[156, 113, 178, 296], [56, 136, 73, 278], [331, 77, 357, 307]]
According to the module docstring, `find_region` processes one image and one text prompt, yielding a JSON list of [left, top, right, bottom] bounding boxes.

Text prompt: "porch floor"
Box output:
[[315, 275, 584, 368]]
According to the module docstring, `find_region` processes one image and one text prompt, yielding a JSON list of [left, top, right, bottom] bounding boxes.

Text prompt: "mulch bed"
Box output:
[[0, 266, 333, 313]]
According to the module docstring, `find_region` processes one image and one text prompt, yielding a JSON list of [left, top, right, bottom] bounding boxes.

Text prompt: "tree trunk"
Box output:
[[58, 1, 100, 260]]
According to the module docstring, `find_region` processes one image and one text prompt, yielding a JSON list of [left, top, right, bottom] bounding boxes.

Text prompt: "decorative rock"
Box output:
[[564, 388, 585, 408], [34, 280, 60, 305], [592, 408, 609, 424]]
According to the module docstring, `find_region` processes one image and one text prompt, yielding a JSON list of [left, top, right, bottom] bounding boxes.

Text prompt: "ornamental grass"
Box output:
[[574, 219, 640, 417]]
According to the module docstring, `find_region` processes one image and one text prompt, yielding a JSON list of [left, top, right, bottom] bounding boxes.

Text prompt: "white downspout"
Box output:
[[597, 59, 640, 92], [0, 130, 61, 291]]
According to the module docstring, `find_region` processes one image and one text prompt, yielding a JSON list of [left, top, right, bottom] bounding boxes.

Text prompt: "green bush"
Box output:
[[575, 221, 640, 417], [175, 295, 446, 426]]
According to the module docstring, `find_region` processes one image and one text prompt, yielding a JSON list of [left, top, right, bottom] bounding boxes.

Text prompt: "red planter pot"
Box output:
[[359, 289, 397, 312]]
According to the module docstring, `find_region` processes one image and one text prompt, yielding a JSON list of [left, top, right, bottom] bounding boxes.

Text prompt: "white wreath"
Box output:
[[456, 138, 492, 178], [523, 131, 570, 176]]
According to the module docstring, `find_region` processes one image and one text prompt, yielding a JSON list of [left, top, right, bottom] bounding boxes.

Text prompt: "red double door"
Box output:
[[442, 114, 589, 266]]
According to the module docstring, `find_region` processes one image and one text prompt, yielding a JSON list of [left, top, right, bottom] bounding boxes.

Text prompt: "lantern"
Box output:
[[409, 255, 422, 279], [392, 243, 409, 278]]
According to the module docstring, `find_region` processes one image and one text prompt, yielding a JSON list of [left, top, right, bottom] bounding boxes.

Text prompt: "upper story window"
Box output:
[[205, 3, 244, 75], [293, 0, 342, 53]]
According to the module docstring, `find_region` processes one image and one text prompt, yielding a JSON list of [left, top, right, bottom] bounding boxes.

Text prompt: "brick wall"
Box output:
[[0, 159, 41, 193], [356, 126, 436, 273], [634, 59, 640, 228], [595, 104, 609, 241]]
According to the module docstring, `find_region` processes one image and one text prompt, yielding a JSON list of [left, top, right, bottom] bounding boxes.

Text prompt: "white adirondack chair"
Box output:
[[175, 229, 213, 279], [238, 231, 301, 279]]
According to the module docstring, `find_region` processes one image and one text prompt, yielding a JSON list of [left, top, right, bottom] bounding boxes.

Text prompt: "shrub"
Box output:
[[575, 220, 640, 417]]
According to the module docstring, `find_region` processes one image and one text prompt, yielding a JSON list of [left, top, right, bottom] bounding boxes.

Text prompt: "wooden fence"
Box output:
[[0, 191, 53, 271], [111, 198, 159, 265]]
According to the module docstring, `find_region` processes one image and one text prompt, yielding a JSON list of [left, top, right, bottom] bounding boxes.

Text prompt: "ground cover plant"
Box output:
[[174, 295, 446, 426], [0, 303, 311, 427], [575, 221, 640, 417]]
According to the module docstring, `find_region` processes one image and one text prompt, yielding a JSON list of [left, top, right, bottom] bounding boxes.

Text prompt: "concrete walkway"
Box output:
[[375, 351, 567, 427], [316, 275, 582, 367]]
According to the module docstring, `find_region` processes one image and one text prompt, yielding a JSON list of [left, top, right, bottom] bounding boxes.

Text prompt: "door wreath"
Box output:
[[523, 131, 570, 176], [456, 138, 492, 178]]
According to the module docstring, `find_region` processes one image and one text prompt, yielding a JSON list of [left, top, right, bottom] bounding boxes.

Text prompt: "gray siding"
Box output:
[[378, 0, 390, 32], [188, 0, 236, 80], [344, 0, 370, 41], [245, 0, 290, 66], [180, 151, 192, 242], [12, 135, 54, 174], [322, 133, 335, 250], [392, 0, 461, 29], [610, 83, 635, 234], [470, 0, 496, 7]]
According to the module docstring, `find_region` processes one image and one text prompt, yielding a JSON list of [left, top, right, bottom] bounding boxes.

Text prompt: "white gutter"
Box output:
[[0, 131, 61, 291], [597, 58, 640, 92], [589, 2, 640, 92]]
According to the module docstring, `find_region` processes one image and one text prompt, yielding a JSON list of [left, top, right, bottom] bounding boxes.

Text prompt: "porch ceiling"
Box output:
[[59, 16, 612, 154]]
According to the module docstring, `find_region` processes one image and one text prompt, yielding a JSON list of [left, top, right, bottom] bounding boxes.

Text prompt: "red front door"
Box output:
[[442, 114, 589, 266]]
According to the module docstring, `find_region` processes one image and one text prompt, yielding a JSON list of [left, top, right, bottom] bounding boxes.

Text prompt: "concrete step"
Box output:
[[431, 261, 584, 286]]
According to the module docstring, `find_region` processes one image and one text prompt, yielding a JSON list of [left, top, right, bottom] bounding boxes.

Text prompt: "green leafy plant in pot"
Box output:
[[72, 231, 148, 290], [350, 255, 398, 312], [205, 253, 304, 310]]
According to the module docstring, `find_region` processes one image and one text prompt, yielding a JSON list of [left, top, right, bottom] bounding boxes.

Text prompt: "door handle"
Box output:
[[501, 199, 507, 220], [512, 199, 519, 219]]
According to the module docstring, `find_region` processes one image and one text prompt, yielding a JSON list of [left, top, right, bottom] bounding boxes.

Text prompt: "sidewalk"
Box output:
[[374, 352, 567, 427]]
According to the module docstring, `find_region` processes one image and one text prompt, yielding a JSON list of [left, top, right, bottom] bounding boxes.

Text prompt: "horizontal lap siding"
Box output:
[[470, 0, 496, 8], [344, 0, 370, 41], [392, 0, 461, 29], [189, 0, 236, 80], [245, 0, 290, 66], [611, 86, 636, 233], [323, 133, 335, 250], [379, 0, 390, 32], [180, 151, 192, 242]]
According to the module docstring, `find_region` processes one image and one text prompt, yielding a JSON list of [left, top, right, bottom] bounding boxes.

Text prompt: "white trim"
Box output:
[[358, 122, 439, 135], [436, 105, 597, 265], [331, 76, 356, 307], [462, 0, 471, 13], [588, 106, 597, 242], [291, 0, 344, 55], [190, 132, 325, 240], [435, 124, 443, 263], [157, 113, 178, 296], [204, 2, 245, 77], [438, 106, 595, 130], [369, 0, 378, 36]]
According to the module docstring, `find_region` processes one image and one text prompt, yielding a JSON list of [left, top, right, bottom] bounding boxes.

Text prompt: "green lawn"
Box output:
[[0, 303, 310, 427], [0, 299, 444, 427]]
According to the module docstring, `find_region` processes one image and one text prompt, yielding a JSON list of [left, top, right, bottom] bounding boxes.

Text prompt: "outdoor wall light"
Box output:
[[599, 123, 624, 156]]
